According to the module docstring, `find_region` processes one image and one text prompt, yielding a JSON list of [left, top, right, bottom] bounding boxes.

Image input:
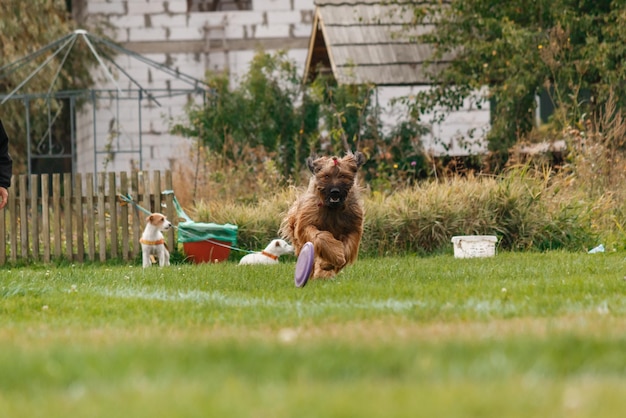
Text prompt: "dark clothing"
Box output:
[[0, 119, 13, 189]]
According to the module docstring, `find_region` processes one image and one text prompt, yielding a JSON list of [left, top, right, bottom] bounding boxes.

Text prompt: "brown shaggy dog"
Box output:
[[280, 151, 366, 279]]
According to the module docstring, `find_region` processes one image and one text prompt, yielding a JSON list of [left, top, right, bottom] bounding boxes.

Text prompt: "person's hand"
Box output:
[[0, 187, 8, 209]]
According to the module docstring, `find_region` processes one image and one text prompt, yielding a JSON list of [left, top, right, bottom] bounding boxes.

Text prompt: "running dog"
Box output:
[[140, 213, 172, 268], [238, 238, 294, 265], [280, 151, 366, 279]]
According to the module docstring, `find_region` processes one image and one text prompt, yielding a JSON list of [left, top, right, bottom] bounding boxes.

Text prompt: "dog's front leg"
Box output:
[[311, 230, 346, 268], [300, 225, 322, 247], [160, 248, 170, 267], [342, 231, 363, 265], [142, 249, 152, 268]]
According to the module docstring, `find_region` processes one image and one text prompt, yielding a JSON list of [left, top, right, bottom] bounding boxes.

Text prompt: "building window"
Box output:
[[187, 0, 252, 12]]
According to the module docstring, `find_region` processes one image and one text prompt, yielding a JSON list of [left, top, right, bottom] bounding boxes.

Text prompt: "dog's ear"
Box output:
[[146, 214, 153, 223], [354, 151, 366, 168], [274, 240, 281, 248], [306, 155, 318, 173]]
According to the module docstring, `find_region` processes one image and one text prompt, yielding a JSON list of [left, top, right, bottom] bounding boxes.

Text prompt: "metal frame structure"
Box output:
[[0, 30, 208, 176]]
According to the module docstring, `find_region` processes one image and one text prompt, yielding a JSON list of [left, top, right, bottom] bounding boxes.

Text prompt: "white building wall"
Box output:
[[77, 0, 315, 174], [77, 0, 489, 174], [375, 86, 490, 157], [76, 100, 95, 172]]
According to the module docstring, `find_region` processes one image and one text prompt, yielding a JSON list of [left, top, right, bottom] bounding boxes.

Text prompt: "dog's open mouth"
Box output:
[[327, 194, 344, 207], [326, 196, 344, 208], [327, 187, 343, 206]]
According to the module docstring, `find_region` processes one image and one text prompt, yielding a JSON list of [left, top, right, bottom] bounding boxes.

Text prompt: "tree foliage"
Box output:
[[0, 0, 95, 171], [410, 0, 626, 167], [173, 51, 364, 180], [171, 51, 305, 179], [172, 50, 427, 187]]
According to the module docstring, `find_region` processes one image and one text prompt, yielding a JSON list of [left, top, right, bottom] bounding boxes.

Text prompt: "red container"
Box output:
[[183, 240, 231, 263]]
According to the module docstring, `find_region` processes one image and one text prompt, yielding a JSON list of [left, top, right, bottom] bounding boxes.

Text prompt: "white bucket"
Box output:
[[451, 235, 498, 258]]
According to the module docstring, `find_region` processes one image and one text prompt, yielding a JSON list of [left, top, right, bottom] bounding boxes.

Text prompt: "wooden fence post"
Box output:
[[42, 173, 50, 263], [164, 170, 175, 252], [120, 171, 130, 261], [8, 175, 17, 262], [63, 173, 73, 262], [97, 172, 107, 262], [75, 173, 84, 263], [52, 174, 62, 258], [108, 172, 118, 259], [30, 174, 39, 262], [19, 175, 28, 259], [85, 173, 95, 261]]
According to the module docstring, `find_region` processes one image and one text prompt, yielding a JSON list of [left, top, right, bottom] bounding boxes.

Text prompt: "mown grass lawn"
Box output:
[[2, 251, 626, 417]]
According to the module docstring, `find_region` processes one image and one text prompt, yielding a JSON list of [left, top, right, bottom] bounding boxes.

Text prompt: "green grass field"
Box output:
[[2, 251, 626, 417]]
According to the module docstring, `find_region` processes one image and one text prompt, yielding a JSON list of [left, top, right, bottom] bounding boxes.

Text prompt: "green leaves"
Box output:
[[172, 51, 427, 184], [170, 51, 305, 178], [409, 0, 626, 164], [0, 0, 97, 171]]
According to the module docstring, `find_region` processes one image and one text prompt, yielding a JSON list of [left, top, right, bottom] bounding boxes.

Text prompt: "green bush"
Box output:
[[170, 50, 431, 194]]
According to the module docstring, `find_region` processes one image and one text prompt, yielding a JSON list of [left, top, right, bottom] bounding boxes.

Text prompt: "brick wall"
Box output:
[[76, 0, 488, 174], [76, 0, 314, 174]]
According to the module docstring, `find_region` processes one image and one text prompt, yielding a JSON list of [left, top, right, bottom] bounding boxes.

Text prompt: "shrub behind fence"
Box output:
[[0, 170, 177, 265]]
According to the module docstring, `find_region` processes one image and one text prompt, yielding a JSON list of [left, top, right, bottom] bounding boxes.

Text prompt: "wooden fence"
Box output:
[[0, 170, 178, 265]]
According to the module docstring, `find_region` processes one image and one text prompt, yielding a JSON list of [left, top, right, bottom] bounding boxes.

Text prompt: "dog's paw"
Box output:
[[314, 232, 346, 266], [315, 270, 337, 279], [333, 253, 346, 269], [313, 262, 338, 279]]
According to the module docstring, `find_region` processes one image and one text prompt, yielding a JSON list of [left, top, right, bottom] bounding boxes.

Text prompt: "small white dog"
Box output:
[[239, 239, 294, 265], [140, 213, 172, 268]]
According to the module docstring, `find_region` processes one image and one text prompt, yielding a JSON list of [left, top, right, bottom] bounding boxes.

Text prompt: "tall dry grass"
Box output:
[[362, 168, 601, 255], [169, 95, 626, 256], [173, 166, 613, 256], [171, 141, 291, 209]]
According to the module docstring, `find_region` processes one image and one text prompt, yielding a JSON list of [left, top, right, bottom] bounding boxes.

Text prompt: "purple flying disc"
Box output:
[[294, 242, 314, 287]]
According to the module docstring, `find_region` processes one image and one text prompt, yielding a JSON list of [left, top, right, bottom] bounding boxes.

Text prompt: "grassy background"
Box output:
[[173, 109, 626, 259], [188, 164, 626, 259], [2, 251, 626, 417]]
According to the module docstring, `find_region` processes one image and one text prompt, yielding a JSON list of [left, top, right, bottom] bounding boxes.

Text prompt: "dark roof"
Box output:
[[304, 0, 450, 86]]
